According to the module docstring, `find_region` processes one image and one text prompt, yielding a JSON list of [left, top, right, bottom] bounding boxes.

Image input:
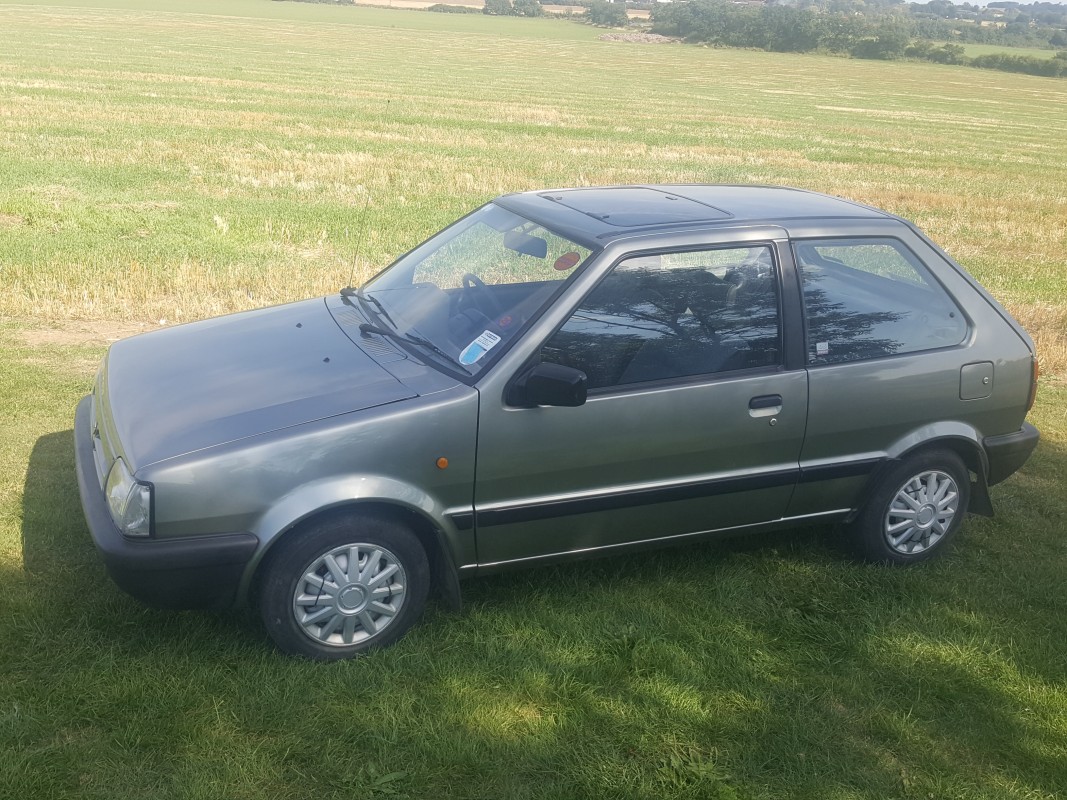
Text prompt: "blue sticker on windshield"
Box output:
[[459, 330, 502, 365]]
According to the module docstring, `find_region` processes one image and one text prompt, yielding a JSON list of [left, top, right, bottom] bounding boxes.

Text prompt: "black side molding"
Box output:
[[447, 511, 475, 531], [799, 458, 882, 483], [475, 469, 800, 528]]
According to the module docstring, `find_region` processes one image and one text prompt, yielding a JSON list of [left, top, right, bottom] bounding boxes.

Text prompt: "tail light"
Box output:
[[1026, 356, 1040, 412]]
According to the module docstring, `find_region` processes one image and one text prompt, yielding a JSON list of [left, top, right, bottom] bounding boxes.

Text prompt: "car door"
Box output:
[[472, 240, 808, 568]]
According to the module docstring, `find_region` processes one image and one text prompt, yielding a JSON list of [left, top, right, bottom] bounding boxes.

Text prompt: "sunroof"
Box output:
[[540, 187, 731, 227]]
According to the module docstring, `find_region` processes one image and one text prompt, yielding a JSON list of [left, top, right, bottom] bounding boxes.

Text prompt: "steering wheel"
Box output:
[[460, 272, 503, 318]]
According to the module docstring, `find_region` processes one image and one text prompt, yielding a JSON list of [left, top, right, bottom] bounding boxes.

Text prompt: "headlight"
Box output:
[[105, 458, 153, 537]]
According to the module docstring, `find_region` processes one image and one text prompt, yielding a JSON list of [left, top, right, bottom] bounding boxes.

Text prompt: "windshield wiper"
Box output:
[[358, 323, 465, 369], [341, 286, 398, 330]]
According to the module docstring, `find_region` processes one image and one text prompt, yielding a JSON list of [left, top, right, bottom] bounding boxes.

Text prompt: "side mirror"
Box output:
[[510, 363, 588, 407]]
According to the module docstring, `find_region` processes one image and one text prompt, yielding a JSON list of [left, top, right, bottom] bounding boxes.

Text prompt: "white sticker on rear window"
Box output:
[[459, 330, 502, 365], [816, 341, 829, 357]]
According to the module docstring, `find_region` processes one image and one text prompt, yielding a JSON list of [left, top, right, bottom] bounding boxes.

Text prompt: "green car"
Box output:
[[75, 185, 1040, 659]]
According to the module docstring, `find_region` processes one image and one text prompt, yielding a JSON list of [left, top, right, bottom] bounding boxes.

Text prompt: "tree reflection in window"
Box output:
[[541, 247, 782, 389], [800, 277, 905, 365], [796, 239, 967, 366]]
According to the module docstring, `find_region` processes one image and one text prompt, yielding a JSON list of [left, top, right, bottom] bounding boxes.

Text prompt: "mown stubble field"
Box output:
[[1, 1, 1065, 798]]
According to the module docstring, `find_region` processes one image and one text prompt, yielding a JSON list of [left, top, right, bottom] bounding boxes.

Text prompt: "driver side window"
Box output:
[[540, 245, 782, 390]]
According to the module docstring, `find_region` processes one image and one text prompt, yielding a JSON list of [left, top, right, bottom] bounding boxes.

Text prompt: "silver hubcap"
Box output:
[[292, 543, 407, 648], [884, 469, 959, 554]]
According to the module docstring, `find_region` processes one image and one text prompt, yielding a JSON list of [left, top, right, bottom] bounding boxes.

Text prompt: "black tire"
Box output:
[[259, 513, 429, 660], [845, 449, 971, 565]]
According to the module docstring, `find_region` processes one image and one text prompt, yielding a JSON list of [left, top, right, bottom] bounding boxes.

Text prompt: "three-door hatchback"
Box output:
[[75, 185, 1040, 659]]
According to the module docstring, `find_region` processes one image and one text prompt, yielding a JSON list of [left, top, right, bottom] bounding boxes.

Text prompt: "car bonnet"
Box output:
[[102, 298, 417, 469]]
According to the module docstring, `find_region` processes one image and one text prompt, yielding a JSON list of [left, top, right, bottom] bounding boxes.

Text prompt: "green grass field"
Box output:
[[1, 1, 1066, 798], [955, 43, 1063, 60]]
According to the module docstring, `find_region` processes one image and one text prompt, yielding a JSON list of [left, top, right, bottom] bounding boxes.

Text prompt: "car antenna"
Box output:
[[344, 181, 373, 294]]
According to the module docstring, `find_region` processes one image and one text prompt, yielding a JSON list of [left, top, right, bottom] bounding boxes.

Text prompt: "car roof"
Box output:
[[493, 185, 894, 248]]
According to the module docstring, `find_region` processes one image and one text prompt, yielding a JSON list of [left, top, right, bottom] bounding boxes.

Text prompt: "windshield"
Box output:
[[360, 203, 592, 375]]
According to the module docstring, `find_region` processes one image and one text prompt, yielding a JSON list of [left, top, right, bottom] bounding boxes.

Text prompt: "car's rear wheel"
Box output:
[[847, 449, 970, 565], [259, 513, 429, 660]]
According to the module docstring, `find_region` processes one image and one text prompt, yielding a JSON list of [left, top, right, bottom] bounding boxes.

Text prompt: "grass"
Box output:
[[954, 43, 1063, 60], [1, 1, 1066, 798]]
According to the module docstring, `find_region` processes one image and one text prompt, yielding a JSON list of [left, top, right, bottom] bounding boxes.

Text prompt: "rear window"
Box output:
[[794, 238, 967, 365]]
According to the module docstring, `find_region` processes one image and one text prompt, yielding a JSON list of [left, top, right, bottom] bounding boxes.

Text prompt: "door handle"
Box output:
[[749, 394, 783, 410], [749, 394, 782, 419]]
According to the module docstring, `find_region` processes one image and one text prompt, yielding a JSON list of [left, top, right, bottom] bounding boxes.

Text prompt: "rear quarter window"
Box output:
[[794, 238, 968, 365]]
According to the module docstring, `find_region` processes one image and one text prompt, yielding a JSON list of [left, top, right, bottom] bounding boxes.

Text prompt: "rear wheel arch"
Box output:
[[846, 435, 992, 523], [896, 437, 992, 518], [845, 445, 972, 564]]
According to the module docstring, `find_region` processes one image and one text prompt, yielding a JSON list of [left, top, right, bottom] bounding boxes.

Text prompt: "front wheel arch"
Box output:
[[251, 501, 462, 614], [256, 508, 431, 659]]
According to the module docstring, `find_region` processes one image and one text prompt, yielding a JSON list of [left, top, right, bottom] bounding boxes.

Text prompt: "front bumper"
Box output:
[[984, 422, 1040, 486], [74, 395, 258, 610]]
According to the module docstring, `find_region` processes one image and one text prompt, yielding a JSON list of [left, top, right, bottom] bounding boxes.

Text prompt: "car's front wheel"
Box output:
[[846, 449, 971, 565], [259, 513, 429, 660]]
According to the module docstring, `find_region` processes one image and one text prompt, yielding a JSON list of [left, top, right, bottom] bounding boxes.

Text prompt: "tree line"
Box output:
[[648, 1, 1067, 76]]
